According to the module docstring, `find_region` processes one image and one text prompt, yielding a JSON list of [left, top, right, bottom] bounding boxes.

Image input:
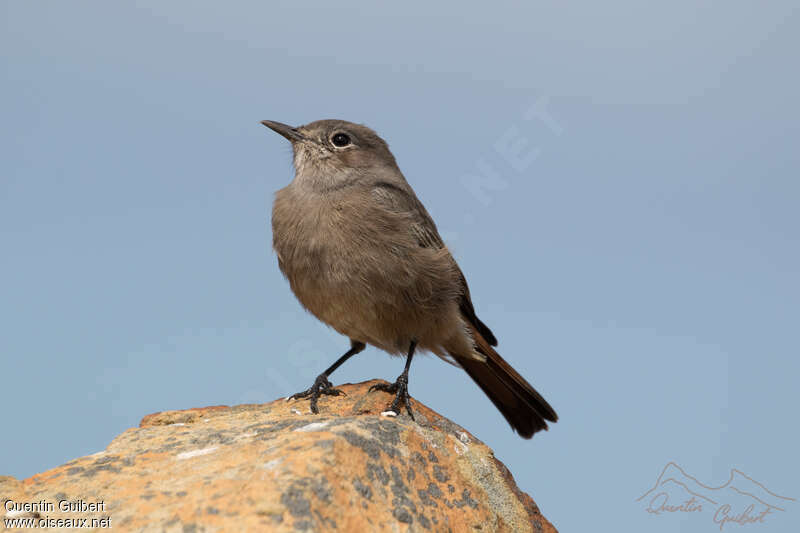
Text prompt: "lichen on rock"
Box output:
[[1, 380, 557, 532]]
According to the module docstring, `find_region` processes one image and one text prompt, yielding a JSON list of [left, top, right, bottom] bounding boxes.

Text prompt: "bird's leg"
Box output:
[[370, 340, 417, 420], [288, 340, 365, 414]]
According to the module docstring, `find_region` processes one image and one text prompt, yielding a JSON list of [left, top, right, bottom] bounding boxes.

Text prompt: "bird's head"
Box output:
[[261, 119, 399, 189]]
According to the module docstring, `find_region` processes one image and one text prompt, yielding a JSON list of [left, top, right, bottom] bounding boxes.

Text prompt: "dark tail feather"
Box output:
[[456, 325, 558, 439]]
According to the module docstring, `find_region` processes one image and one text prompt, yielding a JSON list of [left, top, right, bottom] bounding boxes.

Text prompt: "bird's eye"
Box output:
[[331, 133, 351, 147]]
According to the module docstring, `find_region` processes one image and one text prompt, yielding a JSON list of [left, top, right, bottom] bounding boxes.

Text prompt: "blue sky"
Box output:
[[2, 2, 798, 531]]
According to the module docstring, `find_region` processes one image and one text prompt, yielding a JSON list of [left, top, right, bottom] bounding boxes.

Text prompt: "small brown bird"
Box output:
[[262, 119, 557, 438]]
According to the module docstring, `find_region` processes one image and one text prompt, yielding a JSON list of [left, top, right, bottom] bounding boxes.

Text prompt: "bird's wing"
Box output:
[[371, 181, 498, 346]]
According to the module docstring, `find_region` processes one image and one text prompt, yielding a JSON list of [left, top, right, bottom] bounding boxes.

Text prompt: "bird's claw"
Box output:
[[369, 375, 414, 420], [287, 374, 345, 414]]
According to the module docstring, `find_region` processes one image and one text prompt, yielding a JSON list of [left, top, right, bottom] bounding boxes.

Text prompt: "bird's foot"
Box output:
[[369, 374, 414, 420], [287, 374, 344, 414]]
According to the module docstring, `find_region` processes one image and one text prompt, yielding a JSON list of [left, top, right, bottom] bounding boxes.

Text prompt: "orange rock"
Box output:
[[1, 380, 557, 532]]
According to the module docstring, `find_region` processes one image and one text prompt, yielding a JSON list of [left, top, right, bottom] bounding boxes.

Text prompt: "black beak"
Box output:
[[261, 120, 307, 142]]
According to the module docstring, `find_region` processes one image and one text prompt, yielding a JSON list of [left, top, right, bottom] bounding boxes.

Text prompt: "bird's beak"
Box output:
[[261, 120, 307, 142]]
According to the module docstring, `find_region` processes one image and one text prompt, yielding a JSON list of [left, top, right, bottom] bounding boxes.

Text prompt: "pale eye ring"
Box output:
[[331, 132, 351, 147]]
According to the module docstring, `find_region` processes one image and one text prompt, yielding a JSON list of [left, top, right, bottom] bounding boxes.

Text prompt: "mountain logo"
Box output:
[[637, 462, 795, 529]]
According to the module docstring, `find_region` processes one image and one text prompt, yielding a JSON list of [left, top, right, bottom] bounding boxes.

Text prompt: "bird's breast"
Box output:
[[271, 185, 463, 350]]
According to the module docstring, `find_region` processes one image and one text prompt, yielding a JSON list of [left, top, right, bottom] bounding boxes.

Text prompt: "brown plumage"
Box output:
[[263, 118, 557, 438], [457, 324, 557, 438]]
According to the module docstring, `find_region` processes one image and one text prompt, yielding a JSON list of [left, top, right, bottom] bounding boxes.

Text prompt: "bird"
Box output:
[[261, 119, 557, 438]]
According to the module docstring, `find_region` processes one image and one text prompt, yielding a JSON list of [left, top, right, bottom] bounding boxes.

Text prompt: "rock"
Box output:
[[1, 380, 557, 532]]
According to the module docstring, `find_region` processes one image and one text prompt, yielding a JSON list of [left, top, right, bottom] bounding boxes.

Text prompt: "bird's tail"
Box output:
[[454, 324, 558, 438]]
